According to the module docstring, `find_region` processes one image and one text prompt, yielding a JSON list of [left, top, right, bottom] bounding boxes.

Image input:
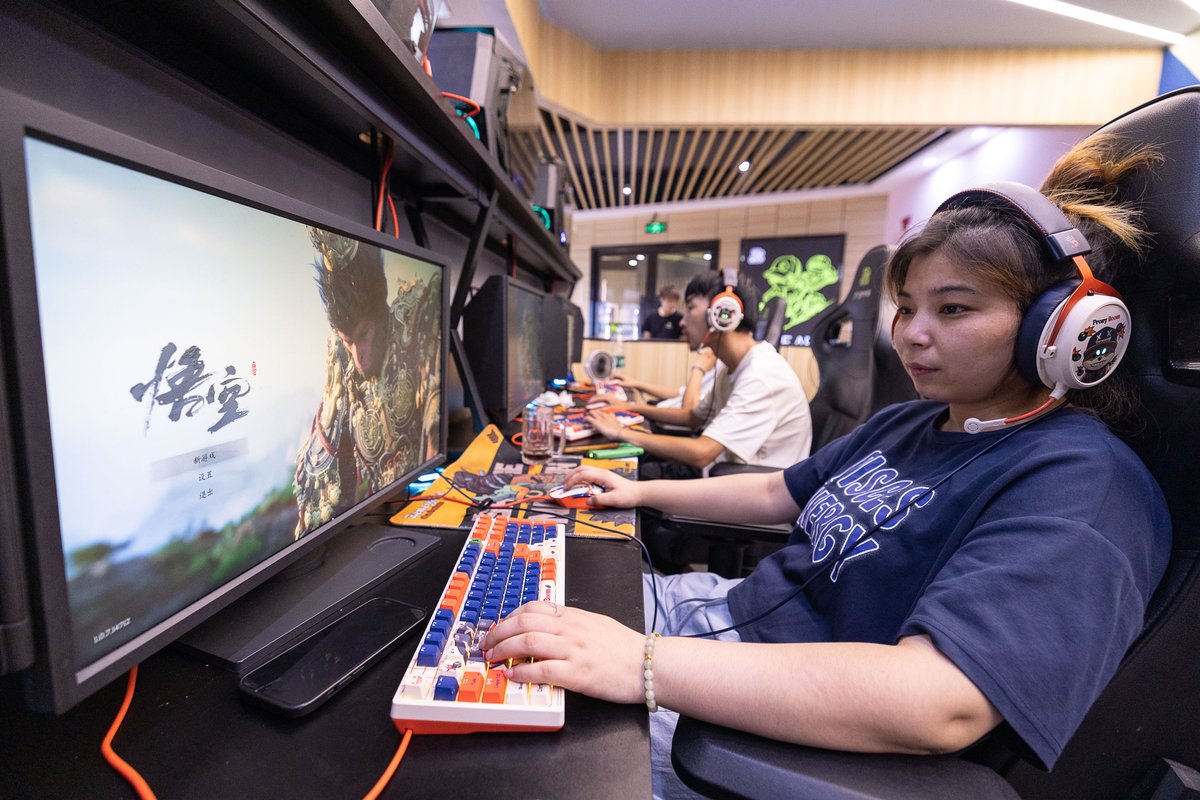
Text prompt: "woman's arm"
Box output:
[[482, 605, 1002, 755], [565, 465, 800, 526]]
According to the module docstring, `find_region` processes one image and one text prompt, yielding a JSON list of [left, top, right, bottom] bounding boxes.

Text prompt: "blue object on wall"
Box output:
[[1159, 48, 1199, 96]]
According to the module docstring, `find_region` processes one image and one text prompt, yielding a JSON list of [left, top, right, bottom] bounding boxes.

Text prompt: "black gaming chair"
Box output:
[[806, 244, 917, 451], [671, 85, 1200, 799], [753, 297, 787, 348]]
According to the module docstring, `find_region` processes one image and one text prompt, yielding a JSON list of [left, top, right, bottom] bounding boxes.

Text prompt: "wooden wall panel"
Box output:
[[776, 202, 810, 233], [745, 204, 779, 238], [517, 11, 1161, 129], [578, 338, 691, 388], [808, 200, 845, 235], [664, 209, 720, 243], [578, 338, 820, 401], [592, 216, 639, 244], [781, 346, 821, 400]]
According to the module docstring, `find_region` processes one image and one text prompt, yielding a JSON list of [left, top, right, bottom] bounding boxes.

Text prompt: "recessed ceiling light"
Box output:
[[1001, 0, 1185, 45], [636, 254, 646, 261], [628, 259, 638, 267], [622, 185, 632, 196], [703, 253, 713, 261], [738, 161, 751, 173]]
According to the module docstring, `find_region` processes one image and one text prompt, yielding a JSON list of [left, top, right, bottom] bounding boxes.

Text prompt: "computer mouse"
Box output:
[[548, 482, 603, 508]]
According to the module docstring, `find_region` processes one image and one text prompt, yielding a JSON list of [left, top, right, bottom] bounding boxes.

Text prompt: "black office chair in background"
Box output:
[[659, 245, 915, 578], [671, 85, 1200, 800], [806, 243, 917, 450], [753, 296, 787, 348]]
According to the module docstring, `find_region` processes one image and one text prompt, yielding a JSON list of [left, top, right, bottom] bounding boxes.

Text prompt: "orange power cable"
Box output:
[[101, 665, 157, 800], [362, 728, 414, 800], [440, 91, 480, 117], [374, 137, 395, 232]]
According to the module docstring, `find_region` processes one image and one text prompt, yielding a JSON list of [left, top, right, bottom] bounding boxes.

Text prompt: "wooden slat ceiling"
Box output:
[[507, 105, 953, 211]]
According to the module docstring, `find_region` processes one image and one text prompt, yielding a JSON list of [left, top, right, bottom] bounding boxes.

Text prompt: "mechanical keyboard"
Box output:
[[390, 513, 566, 734], [558, 407, 645, 441]]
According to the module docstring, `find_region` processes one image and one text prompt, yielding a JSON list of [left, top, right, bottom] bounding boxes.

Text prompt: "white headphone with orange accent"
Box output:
[[706, 268, 745, 333]]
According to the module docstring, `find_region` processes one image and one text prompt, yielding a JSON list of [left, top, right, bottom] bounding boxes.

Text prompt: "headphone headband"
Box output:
[[935, 181, 1092, 261]]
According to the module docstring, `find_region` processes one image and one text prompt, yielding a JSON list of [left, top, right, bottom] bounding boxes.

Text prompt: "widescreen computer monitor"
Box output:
[[462, 275, 547, 422], [0, 89, 448, 712]]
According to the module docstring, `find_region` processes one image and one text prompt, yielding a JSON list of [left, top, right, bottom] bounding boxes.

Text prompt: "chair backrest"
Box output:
[[1000, 85, 1200, 799], [807, 245, 917, 451], [753, 296, 787, 347]]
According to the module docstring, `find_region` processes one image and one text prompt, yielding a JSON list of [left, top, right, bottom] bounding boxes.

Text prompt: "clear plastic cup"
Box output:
[[521, 403, 554, 465]]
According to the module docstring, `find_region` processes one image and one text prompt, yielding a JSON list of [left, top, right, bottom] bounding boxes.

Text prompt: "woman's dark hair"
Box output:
[[885, 133, 1161, 426]]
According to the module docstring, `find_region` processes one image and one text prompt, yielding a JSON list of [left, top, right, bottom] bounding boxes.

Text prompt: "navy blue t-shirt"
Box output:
[[726, 400, 1170, 768]]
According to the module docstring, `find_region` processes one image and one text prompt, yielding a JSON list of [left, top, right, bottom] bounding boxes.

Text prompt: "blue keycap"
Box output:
[[433, 675, 459, 701], [417, 644, 441, 667]]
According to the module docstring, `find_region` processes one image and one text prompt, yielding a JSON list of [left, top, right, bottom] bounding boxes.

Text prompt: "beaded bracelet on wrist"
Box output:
[[644, 632, 662, 713]]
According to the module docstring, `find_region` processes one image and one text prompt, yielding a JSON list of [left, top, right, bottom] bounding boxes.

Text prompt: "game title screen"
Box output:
[[24, 138, 442, 667]]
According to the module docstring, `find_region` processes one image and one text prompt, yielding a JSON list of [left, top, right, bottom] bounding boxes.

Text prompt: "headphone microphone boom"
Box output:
[[930, 182, 1131, 434]]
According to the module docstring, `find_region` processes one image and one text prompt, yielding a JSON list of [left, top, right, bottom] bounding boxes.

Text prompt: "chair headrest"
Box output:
[[1089, 86, 1200, 550], [1096, 86, 1200, 389]]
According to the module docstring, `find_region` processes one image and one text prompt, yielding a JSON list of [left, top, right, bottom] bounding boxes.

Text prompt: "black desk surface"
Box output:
[[0, 528, 652, 799]]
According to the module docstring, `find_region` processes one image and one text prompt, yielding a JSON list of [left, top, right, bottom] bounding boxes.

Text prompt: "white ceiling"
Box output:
[[537, 0, 1200, 51]]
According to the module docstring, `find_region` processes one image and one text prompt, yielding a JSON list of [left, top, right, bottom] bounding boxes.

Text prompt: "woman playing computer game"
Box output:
[[482, 134, 1171, 798]]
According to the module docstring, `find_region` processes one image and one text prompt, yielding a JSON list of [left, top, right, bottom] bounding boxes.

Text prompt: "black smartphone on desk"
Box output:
[[239, 597, 425, 717]]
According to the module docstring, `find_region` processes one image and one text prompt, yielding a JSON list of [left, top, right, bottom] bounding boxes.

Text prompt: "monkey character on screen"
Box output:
[[293, 228, 441, 538]]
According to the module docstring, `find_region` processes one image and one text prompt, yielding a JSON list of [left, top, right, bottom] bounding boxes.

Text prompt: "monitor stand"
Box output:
[[177, 523, 440, 672]]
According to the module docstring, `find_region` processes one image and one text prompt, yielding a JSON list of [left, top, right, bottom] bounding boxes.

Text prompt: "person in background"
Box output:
[[482, 134, 1170, 799], [589, 273, 811, 483], [641, 285, 684, 339]]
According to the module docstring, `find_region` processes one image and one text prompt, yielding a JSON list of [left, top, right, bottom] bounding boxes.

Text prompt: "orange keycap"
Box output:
[[482, 669, 508, 704], [457, 672, 485, 702]]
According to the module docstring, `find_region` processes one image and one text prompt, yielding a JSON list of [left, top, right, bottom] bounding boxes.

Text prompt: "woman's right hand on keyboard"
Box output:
[[482, 602, 646, 706]]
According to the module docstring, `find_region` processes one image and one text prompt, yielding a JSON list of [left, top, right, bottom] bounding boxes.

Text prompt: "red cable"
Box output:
[[101, 665, 157, 800], [440, 91, 480, 117], [387, 193, 400, 239], [374, 137, 394, 232]]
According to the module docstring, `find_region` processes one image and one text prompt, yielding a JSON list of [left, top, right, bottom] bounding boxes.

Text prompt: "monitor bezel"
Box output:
[[0, 87, 450, 712]]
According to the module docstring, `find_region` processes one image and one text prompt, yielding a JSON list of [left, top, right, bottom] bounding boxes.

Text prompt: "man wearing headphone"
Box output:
[[587, 269, 812, 485]]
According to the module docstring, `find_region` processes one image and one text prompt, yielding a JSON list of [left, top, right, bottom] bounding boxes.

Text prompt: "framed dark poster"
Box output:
[[740, 234, 845, 346]]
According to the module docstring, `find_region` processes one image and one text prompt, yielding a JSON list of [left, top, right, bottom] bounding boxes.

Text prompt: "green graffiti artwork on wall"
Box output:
[[758, 253, 840, 329]]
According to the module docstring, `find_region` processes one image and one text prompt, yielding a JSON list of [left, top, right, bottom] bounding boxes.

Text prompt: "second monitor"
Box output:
[[463, 275, 547, 423]]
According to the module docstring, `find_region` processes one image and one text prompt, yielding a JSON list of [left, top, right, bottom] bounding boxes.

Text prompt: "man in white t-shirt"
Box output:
[[588, 272, 811, 480]]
